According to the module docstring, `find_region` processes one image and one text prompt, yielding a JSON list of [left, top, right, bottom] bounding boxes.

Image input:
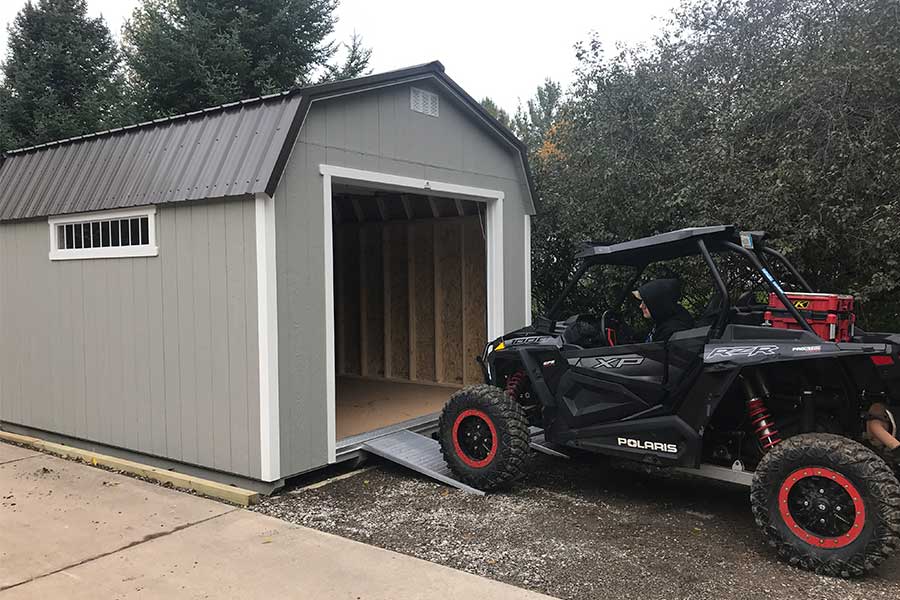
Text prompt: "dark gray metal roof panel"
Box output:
[[576, 225, 737, 265], [0, 93, 303, 221]]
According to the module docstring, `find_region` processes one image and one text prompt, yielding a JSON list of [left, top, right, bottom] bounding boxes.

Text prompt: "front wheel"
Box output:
[[751, 433, 900, 577], [438, 384, 530, 490]]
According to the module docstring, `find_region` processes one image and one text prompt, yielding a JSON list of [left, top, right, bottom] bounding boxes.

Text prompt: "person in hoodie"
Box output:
[[632, 278, 695, 343]]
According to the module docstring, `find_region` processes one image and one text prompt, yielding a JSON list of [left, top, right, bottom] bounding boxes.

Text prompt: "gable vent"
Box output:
[[410, 87, 439, 117]]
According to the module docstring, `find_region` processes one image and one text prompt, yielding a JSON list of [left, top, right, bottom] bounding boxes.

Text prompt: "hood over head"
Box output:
[[636, 278, 683, 321]]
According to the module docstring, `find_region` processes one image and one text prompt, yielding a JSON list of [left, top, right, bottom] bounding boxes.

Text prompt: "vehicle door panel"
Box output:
[[556, 342, 667, 428]]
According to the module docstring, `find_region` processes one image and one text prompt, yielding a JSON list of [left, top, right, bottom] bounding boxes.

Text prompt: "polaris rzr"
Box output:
[[437, 225, 900, 577]]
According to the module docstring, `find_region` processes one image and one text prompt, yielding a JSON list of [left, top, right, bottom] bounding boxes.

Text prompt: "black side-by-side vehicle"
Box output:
[[437, 225, 900, 577]]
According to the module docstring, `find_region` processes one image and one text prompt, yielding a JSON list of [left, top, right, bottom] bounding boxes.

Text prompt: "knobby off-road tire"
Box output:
[[438, 384, 530, 490], [751, 433, 900, 577]]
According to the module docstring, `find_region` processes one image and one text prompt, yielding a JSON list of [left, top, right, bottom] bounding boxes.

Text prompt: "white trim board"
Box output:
[[321, 172, 338, 465], [320, 165, 504, 202], [319, 164, 505, 464], [524, 214, 532, 327], [255, 192, 281, 481]]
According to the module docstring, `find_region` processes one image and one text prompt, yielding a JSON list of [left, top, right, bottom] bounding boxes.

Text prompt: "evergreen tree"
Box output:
[[123, 0, 342, 117], [320, 32, 373, 82], [0, 0, 125, 151], [480, 97, 511, 128]]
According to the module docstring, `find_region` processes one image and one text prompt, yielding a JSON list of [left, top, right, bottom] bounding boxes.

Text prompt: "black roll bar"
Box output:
[[546, 261, 647, 321], [761, 246, 814, 293], [697, 239, 729, 337], [613, 263, 647, 312], [722, 241, 817, 336], [547, 262, 589, 320]]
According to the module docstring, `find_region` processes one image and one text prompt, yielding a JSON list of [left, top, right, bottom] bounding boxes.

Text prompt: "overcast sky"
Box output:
[[0, 0, 680, 112]]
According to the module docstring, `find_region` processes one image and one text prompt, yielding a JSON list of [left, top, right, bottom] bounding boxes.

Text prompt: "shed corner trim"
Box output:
[[256, 191, 281, 481]]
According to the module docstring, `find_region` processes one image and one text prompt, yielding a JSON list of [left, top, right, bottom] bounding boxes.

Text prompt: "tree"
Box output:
[[512, 78, 561, 152], [320, 32, 373, 82], [123, 0, 339, 118], [530, 0, 900, 330], [0, 0, 125, 152], [480, 97, 511, 128]]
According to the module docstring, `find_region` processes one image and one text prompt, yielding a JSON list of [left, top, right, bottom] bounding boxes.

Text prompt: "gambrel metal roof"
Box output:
[[0, 93, 302, 221], [0, 62, 536, 222]]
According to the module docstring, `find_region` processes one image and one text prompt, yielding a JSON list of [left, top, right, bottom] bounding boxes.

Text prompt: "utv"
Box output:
[[437, 225, 900, 577]]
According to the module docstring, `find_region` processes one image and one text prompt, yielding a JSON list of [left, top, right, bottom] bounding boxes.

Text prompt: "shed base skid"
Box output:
[[0, 422, 284, 495]]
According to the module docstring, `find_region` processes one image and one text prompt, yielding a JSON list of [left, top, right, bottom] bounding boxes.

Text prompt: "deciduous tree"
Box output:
[[531, 0, 900, 329]]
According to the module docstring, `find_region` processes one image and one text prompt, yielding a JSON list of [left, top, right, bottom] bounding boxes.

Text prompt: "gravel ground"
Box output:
[[252, 453, 900, 600]]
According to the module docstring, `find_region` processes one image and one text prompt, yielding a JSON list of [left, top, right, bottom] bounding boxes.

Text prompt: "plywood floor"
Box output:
[[336, 377, 459, 440]]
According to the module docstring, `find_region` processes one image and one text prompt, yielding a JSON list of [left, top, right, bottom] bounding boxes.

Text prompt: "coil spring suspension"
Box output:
[[747, 397, 782, 450], [505, 370, 528, 400]]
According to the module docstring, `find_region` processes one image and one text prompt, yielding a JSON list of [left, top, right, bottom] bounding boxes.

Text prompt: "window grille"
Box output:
[[48, 207, 158, 260]]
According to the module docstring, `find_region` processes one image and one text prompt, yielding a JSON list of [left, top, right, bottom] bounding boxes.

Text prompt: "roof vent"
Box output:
[[410, 87, 439, 117]]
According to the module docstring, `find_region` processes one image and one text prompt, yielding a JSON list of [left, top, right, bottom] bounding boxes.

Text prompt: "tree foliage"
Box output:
[[0, 0, 125, 152], [512, 78, 561, 153], [319, 32, 373, 82], [122, 0, 344, 117], [530, 0, 900, 330], [480, 97, 511, 128]]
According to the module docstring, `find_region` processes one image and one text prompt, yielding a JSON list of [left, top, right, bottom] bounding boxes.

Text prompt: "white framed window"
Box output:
[[48, 206, 158, 260], [410, 87, 439, 117]]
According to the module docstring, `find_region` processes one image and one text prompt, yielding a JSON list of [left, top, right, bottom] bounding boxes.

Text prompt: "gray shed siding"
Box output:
[[0, 199, 261, 478], [275, 80, 533, 476]]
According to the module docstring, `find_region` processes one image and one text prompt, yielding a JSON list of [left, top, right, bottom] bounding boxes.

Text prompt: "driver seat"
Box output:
[[561, 315, 606, 349]]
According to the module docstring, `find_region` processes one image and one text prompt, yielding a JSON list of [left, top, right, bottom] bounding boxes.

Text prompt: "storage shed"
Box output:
[[0, 62, 535, 490]]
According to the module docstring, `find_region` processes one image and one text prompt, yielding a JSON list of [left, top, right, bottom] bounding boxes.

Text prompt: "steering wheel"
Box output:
[[600, 310, 639, 346]]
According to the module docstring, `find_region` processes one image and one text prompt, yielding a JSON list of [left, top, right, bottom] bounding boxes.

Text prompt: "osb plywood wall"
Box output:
[[334, 216, 486, 387]]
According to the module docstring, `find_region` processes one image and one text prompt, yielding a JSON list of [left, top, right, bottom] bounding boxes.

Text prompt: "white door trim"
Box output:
[[524, 214, 532, 326], [319, 164, 505, 463], [255, 192, 281, 481]]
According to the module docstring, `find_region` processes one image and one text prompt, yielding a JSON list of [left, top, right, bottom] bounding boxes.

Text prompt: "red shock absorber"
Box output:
[[747, 397, 782, 450], [505, 370, 528, 401]]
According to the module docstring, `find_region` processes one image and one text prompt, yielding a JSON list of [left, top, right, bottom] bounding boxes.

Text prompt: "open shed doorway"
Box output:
[[331, 184, 488, 441]]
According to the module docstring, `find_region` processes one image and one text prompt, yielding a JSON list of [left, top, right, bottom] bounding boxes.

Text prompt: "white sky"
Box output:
[[0, 0, 680, 113]]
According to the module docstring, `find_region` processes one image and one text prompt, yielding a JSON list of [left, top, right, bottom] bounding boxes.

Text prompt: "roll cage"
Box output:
[[546, 225, 818, 339]]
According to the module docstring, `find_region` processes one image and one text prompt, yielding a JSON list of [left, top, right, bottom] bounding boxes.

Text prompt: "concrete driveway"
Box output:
[[0, 441, 551, 599]]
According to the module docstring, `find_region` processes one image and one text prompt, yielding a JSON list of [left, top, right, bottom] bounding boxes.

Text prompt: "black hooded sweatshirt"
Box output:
[[638, 279, 695, 343]]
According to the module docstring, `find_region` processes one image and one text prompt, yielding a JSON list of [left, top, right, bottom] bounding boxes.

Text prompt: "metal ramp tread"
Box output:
[[361, 429, 485, 496]]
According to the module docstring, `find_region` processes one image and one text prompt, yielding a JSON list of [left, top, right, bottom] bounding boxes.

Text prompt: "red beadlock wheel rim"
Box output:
[[452, 409, 498, 468], [778, 467, 866, 549]]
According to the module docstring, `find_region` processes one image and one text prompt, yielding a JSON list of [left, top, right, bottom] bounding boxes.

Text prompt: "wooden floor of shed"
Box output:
[[336, 377, 460, 440]]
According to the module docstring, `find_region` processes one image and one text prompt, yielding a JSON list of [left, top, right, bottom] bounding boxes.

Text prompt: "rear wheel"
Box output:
[[751, 433, 900, 577], [438, 384, 530, 490]]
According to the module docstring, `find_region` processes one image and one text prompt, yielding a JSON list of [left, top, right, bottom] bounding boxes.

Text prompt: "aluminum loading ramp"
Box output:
[[361, 428, 571, 496], [362, 430, 486, 495]]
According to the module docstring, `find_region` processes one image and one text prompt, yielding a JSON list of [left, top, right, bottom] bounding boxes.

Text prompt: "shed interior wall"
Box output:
[[332, 188, 486, 438]]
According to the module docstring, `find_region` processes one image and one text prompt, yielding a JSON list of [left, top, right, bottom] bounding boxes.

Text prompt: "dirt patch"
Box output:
[[252, 454, 900, 600], [20, 466, 59, 480]]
